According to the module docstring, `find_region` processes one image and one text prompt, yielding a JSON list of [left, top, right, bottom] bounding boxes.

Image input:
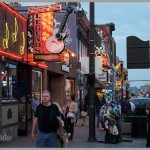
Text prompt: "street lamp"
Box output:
[[120, 60, 124, 115], [88, 2, 97, 142]]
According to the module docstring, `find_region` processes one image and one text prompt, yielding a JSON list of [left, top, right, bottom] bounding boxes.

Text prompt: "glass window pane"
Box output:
[[1, 63, 17, 99], [32, 70, 42, 102]]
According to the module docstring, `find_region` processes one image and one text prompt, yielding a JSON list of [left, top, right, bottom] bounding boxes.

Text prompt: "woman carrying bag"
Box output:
[[63, 94, 77, 141], [80, 99, 87, 126]]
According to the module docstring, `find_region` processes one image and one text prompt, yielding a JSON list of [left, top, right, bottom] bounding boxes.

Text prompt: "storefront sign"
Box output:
[[61, 64, 69, 72], [28, 3, 61, 14], [34, 53, 66, 62], [96, 71, 108, 82], [95, 56, 102, 76], [28, 12, 54, 54], [1, 2, 27, 57]]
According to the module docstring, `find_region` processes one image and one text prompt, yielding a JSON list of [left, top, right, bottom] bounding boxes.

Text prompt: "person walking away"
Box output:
[[31, 90, 61, 148], [129, 100, 136, 112], [80, 99, 88, 126], [95, 93, 104, 128], [71, 94, 78, 123], [63, 94, 77, 140], [84, 91, 99, 115], [31, 92, 40, 133], [146, 101, 150, 147]]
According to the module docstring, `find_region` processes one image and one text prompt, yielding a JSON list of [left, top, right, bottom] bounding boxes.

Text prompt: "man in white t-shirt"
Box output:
[[129, 101, 135, 112]]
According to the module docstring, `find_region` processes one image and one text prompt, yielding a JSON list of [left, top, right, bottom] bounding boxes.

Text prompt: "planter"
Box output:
[[130, 116, 147, 138], [121, 122, 132, 135]]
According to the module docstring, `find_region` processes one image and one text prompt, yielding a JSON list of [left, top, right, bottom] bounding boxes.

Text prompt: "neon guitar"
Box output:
[[46, 6, 73, 53]]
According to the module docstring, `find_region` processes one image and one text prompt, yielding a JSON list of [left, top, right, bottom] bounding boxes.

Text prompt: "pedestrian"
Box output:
[[31, 92, 40, 134], [129, 100, 136, 112], [84, 90, 99, 114], [80, 99, 87, 126], [95, 93, 104, 128], [71, 94, 78, 123], [53, 102, 71, 147], [31, 92, 40, 116], [146, 101, 150, 147], [31, 90, 61, 148], [123, 98, 131, 115], [63, 94, 77, 141]]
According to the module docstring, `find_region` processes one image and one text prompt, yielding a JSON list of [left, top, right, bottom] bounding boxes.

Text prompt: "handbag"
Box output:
[[67, 112, 75, 118], [112, 125, 119, 135], [81, 111, 87, 117]]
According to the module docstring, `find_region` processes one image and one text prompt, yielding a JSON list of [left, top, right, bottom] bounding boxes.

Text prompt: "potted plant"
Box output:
[[130, 104, 147, 138], [121, 103, 147, 137]]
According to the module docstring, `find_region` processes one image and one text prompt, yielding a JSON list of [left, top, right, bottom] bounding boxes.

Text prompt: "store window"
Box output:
[[32, 70, 42, 102], [1, 63, 17, 99], [65, 79, 75, 96]]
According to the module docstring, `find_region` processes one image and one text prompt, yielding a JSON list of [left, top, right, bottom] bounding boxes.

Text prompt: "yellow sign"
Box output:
[[3, 23, 9, 49], [20, 32, 25, 55], [12, 18, 18, 42]]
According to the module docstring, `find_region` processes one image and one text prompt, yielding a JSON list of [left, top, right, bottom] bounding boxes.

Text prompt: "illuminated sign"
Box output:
[[34, 53, 66, 62], [20, 32, 25, 55], [28, 12, 54, 54], [3, 23, 9, 49], [28, 3, 61, 14], [12, 18, 18, 42]]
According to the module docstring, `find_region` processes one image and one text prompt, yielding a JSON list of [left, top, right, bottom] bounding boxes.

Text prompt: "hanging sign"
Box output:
[[34, 53, 66, 62]]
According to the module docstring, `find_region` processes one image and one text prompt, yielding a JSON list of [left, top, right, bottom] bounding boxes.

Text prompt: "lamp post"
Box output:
[[88, 2, 97, 142], [120, 60, 124, 115]]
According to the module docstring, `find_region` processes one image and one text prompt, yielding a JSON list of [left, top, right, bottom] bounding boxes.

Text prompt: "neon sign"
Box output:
[[20, 32, 25, 55], [12, 18, 18, 42], [3, 23, 9, 49], [28, 3, 61, 14], [2, 18, 25, 55], [28, 12, 54, 54]]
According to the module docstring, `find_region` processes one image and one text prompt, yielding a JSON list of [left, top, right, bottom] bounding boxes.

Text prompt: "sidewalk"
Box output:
[[0, 117, 146, 148]]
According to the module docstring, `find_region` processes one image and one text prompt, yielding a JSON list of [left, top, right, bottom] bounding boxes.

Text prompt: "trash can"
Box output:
[[131, 116, 147, 138]]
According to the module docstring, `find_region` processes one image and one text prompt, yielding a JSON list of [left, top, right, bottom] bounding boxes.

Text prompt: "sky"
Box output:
[[18, 2, 150, 88]]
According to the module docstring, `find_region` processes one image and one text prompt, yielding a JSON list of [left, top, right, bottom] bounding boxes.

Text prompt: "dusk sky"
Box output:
[[19, 2, 150, 88]]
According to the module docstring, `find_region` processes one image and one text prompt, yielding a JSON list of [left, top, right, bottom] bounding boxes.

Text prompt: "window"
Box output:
[[65, 79, 75, 96], [32, 70, 42, 102], [1, 63, 17, 99]]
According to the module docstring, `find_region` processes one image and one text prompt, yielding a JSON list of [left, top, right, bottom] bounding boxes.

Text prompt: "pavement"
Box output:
[[0, 116, 147, 148]]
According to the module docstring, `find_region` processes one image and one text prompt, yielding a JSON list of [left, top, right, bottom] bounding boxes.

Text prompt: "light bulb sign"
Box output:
[[27, 4, 72, 62]]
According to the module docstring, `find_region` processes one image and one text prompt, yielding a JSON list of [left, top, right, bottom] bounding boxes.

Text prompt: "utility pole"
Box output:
[[120, 60, 124, 115], [88, 2, 97, 142]]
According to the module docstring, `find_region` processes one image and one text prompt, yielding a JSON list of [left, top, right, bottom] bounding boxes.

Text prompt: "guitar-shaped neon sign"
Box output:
[[46, 6, 73, 54]]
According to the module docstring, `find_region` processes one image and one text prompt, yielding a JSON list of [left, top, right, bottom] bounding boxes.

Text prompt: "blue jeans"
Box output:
[[96, 110, 100, 127], [36, 132, 58, 147]]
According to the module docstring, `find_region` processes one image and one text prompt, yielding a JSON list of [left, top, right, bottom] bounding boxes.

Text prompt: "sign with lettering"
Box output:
[[34, 53, 66, 62], [61, 64, 69, 72], [96, 71, 108, 82], [27, 12, 54, 55]]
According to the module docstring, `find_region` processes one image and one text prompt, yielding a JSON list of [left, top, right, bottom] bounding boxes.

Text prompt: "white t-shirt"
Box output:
[[129, 102, 135, 112]]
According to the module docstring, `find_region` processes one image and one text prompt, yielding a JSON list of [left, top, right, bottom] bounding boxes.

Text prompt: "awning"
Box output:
[[95, 78, 107, 89]]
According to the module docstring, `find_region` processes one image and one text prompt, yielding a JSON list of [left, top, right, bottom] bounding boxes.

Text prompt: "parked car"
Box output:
[[131, 97, 150, 107]]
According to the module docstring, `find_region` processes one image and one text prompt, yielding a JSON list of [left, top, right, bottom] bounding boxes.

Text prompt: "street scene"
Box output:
[[0, 1, 150, 148], [0, 116, 146, 148]]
